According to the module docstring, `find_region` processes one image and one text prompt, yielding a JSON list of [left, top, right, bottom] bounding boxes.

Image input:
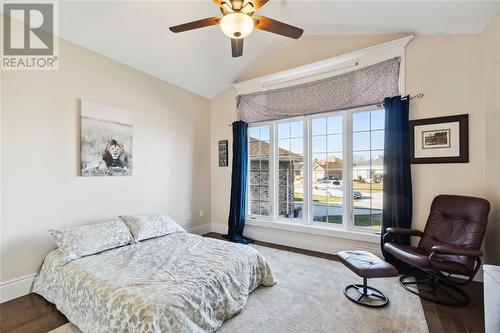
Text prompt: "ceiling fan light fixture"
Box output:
[[220, 12, 254, 39]]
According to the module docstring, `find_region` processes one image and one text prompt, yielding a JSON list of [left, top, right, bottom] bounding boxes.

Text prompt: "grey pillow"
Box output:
[[119, 215, 185, 242], [49, 219, 133, 263]]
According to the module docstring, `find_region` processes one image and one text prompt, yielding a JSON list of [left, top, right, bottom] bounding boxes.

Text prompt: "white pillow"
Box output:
[[49, 219, 133, 263], [119, 215, 185, 242]]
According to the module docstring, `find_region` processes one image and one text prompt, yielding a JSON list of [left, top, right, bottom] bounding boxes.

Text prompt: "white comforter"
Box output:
[[33, 232, 275, 333]]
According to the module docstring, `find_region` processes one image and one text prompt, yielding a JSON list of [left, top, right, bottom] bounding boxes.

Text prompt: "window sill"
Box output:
[[245, 218, 381, 244]]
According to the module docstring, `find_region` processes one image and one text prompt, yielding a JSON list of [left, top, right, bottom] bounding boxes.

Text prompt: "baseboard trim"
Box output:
[[187, 223, 211, 235], [211, 222, 382, 257], [0, 223, 211, 304], [0, 274, 35, 303]]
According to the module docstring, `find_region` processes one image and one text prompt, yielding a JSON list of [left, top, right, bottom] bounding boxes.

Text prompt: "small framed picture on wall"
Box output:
[[218, 140, 228, 167], [409, 114, 468, 164]]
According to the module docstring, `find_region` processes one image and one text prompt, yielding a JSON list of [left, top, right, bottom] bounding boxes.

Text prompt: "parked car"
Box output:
[[315, 180, 335, 190], [315, 179, 342, 190], [327, 188, 363, 199]]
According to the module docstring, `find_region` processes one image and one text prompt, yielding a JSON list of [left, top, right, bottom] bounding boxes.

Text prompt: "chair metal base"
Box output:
[[343, 277, 389, 308], [400, 274, 469, 306]]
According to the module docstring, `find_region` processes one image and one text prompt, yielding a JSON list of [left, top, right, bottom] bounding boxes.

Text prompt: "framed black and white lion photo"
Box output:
[[80, 100, 133, 176]]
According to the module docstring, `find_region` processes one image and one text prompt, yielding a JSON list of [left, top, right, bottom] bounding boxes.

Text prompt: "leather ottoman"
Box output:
[[338, 250, 398, 308]]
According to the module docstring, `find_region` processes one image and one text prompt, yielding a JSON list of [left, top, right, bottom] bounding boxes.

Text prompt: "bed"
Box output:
[[33, 231, 275, 333]]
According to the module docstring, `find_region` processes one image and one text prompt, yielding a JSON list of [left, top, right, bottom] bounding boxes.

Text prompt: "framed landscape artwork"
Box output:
[[80, 100, 133, 176], [409, 114, 468, 164]]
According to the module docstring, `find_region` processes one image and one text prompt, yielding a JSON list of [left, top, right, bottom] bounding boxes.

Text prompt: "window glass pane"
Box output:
[[371, 150, 384, 169], [352, 108, 384, 231], [250, 201, 260, 215], [312, 135, 327, 153], [313, 204, 327, 222], [278, 122, 290, 139], [250, 158, 261, 171], [290, 121, 303, 137], [371, 130, 384, 150], [278, 139, 290, 154], [353, 131, 370, 151], [312, 117, 326, 136], [249, 127, 259, 140], [290, 138, 303, 154], [260, 140, 270, 157], [371, 109, 385, 130], [327, 204, 343, 224], [353, 151, 370, 166], [260, 127, 270, 141], [312, 153, 326, 165], [249, 171, 259, 185], [277, 120, 304, 220], [248, 125, 270, 217], [313, 114, 343, 225], [327, 134, 342, 152], [327, 151, 343, 161], [353, 111, 370, 132], [327, 115, 343, 134], [249, 141, 259, 157]]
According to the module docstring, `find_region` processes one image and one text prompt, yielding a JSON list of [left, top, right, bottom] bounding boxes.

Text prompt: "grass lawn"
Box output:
[[294, 192, 343, 203], [353, 181, 383, 191], [315, 214, 381, 232]]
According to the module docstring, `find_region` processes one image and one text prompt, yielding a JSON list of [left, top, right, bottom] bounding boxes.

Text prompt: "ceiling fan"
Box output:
[[169, 0, 303, 57]]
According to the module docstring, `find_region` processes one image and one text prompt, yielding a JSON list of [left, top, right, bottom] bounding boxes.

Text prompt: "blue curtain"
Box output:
[[226, 121, 254, 244], [381, 96, 413, 270]]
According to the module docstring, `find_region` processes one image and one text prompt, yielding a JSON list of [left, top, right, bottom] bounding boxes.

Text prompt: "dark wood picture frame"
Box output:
[[218, 140, 229, 167], [409, 114, 468, 164]]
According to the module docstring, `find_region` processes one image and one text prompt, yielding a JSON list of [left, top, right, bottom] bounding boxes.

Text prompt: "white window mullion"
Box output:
[[344, 111, 353, 231], [304, 117, 311, 225], [270, 123, 277, 221]]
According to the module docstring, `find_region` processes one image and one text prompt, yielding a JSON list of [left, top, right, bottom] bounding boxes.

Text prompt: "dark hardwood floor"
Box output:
[[0, 233, 484, 333], [0, 293, 68, 333]]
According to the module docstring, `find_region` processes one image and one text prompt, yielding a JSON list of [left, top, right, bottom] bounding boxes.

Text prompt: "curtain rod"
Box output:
[[228, 93, 424, 126]]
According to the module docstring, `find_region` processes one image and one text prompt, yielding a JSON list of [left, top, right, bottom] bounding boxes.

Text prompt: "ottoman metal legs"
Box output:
[[344, 277, 390, 308]]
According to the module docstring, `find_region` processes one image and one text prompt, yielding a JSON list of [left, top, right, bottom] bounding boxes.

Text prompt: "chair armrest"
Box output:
[[386, 227, 424, 237], [431, 244, 483, 257]]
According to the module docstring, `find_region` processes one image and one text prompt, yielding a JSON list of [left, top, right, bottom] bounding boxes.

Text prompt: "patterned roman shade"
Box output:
[[236, 57, 401, 123]]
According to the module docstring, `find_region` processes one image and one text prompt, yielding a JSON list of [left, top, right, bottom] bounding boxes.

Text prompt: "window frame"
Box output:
[[246, 122, 273, 220], [246, 104, 384, 235], [273, 116, 307, 224]]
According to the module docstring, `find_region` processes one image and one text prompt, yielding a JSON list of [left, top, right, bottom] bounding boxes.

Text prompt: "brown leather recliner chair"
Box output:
[[383, 194, 490, 306]]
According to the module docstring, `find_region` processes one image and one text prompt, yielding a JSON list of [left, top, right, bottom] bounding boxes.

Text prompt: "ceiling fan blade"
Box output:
[[231, 38, 244, 57], [169, 17, 220, 33], [253, 16, 303, 39], [251, 0, 269, 9]]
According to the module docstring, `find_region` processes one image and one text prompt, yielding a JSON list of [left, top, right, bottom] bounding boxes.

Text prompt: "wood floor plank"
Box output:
[[422, 302, 445, 333]]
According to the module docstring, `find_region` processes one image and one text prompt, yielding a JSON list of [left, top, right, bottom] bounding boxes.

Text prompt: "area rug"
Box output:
[[49, 245, 428, 333]]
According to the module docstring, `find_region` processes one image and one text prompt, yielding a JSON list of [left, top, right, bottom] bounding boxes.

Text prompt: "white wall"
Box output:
[[1, 37, 211, 285], [210, 33, 496, 260], [481, 10, 500, 266]]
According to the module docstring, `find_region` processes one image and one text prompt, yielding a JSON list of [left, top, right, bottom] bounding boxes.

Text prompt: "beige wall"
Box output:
[[211, 33, 498, 260], [481, 10, 500, 265], [1, 38, 211, 282]]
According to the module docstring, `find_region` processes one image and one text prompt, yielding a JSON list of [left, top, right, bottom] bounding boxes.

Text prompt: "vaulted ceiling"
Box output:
[[58, 1, 500, 99]]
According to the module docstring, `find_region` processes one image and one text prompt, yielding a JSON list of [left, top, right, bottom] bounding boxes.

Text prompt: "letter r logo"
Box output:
[[3, 3, 54, 56]]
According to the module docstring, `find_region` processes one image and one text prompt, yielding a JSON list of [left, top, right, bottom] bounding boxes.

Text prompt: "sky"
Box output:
[[249, 108, 385, 164]]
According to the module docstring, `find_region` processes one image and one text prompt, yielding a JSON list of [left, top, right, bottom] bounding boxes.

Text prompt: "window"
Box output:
[[352, 108, 384, 231], [248, 125, 271, 216], [277, 120, 304, 220], [247, 106, 385, 234], [311, 114, 343, 224]]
